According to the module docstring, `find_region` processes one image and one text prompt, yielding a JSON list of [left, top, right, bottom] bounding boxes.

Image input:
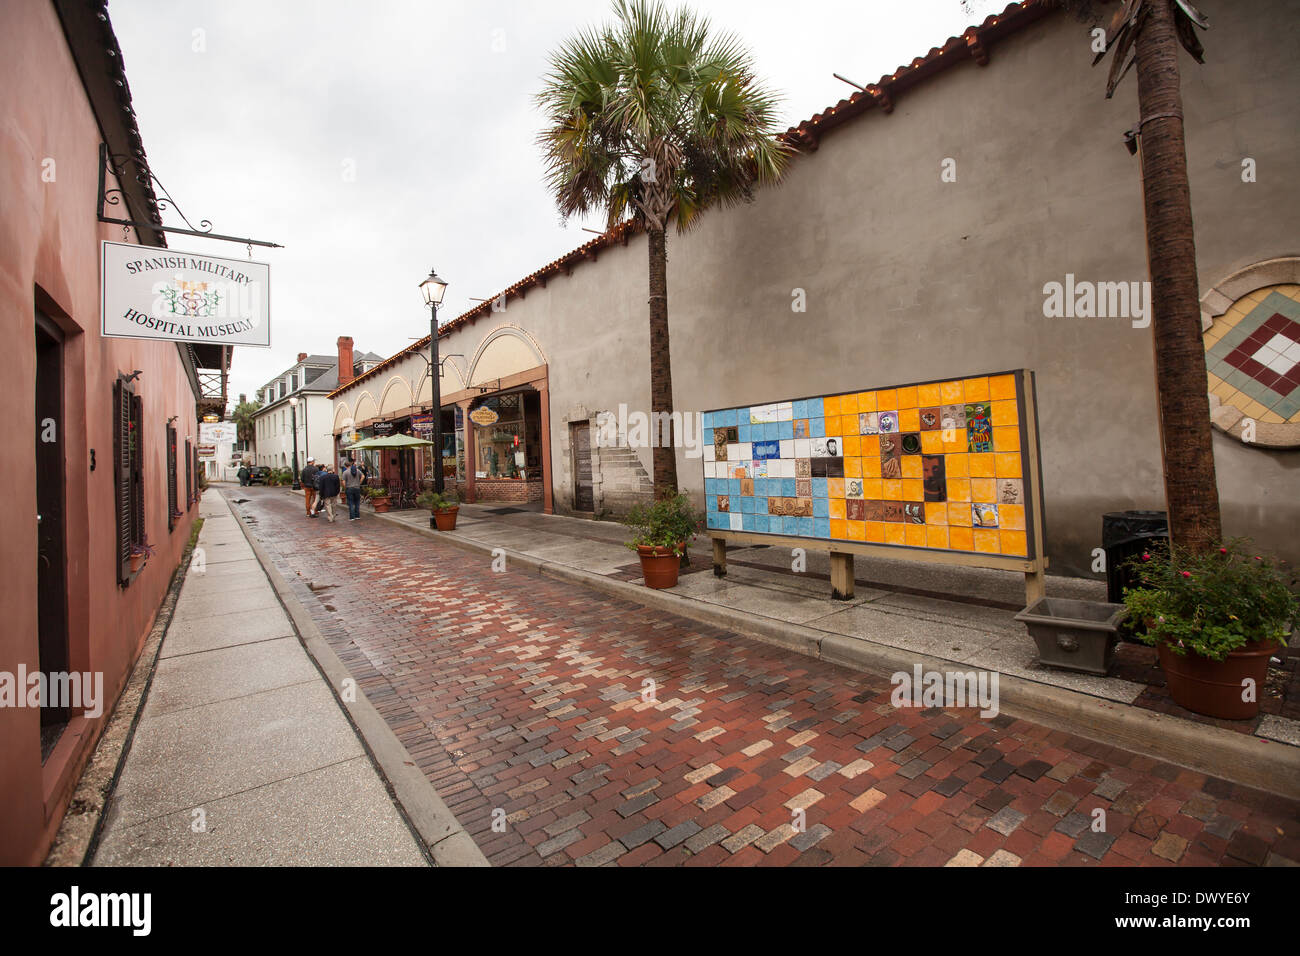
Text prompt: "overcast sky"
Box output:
[[109, 0, 1003, 406]]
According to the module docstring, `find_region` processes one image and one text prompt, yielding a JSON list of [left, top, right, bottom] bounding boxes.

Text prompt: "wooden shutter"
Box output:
[[185, 439, 193, 509], [114, 380, 131, 583], [167, 424, 178, 531], [130, 393, 144, 548]]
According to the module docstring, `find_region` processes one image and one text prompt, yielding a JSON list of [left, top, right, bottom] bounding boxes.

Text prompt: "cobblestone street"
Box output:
[[225, 488, 1299, 867]]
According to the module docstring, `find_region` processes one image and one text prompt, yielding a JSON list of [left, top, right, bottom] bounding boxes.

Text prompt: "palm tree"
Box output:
[[1091, 0, 1221, 554], [231, 398, 261, 446], [537, 0, 792, 497]]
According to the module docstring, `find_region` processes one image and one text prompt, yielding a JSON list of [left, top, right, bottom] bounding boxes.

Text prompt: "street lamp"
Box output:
[[420, 268, 449, 494], [289, 395, 301, 490]]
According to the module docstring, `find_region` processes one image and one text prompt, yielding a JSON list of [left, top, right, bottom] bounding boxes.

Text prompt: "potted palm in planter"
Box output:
[[1122, 540, 1296, 720], [417, 489, 462, 531], [622, 493, 700, 590], [364, 485, 392, 513], [129, 538, 156, 575]]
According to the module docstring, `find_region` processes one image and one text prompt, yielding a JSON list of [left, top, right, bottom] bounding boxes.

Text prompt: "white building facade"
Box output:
[[252, 340, 381, 471]]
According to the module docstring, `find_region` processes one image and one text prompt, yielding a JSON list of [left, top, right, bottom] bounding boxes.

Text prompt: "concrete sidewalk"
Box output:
[[93, 491, 431, 866], [372, 501, 1300, 798]]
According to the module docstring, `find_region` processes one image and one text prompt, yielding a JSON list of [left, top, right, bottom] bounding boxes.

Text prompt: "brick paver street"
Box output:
[[228, 488, 1299, 867]]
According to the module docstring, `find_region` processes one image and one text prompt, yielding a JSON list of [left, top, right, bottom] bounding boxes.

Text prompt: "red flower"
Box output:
[[1219, 547, 1227, 554], [1180, 570, 1192, 578], [1141, 553, 1151, 562]]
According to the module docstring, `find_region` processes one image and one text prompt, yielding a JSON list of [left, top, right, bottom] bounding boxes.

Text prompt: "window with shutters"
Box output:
[[167, 424, 178, 531], [185, 439, 193, 509], [114, 379, 145, 585]]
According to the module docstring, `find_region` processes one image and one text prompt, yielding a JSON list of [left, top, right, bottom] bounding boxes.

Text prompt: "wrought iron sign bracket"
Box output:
[[97, 143, 284, 248]]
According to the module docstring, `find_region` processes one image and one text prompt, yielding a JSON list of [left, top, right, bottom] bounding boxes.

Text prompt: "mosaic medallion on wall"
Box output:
[[1201, 260, 1300, 449], [1204, 287, 1300, 423]]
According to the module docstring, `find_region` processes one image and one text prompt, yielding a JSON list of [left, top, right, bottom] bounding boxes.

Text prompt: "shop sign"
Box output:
[[469, 406, 499, 426], [101, 241, 271, 347], [374, 422, 395, 435], [411, 413, 434, 434], [199, 421, 238, 444]]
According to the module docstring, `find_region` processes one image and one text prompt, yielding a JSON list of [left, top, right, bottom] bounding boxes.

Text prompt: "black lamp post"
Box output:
[[289, 395, 301, 490], [419, 268, 449, 494]]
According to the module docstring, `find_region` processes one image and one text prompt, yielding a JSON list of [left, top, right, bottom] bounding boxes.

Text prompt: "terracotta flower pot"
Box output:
[[370, 496, 391, 514], [1157, 638, 1281, 720], [432, 507, 459, 531], [636, 544, 681, 589], [129, 553, 146, 574]]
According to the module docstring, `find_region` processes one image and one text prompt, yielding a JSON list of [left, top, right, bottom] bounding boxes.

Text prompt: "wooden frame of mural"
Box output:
[[702, 369, 1048, 606]]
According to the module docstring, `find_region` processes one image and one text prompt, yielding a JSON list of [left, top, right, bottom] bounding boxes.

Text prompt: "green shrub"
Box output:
[[622, 493, 701, 557], [417, 490, 461, 512], [1122, 538, 1297, 662]]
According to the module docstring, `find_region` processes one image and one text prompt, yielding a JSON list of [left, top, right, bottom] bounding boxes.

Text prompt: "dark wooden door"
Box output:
[[35, 312, 68, 732], [571, 422, 593, 512]]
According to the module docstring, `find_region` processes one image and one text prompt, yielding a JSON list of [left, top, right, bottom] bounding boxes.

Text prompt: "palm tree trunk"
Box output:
[[647, 225, 679, 498], [1134, 0, 1221, 554]]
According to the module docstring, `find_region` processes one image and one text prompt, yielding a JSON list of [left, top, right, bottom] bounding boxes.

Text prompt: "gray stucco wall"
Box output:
[[437, 1, 1300, 576]]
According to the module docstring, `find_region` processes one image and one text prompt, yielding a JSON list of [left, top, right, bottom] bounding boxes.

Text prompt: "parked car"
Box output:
[[247, 466, 270, 485]]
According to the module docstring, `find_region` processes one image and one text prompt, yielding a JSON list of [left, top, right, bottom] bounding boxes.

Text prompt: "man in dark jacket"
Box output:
[[314, 465, 341, 522], [237, 463, 250, 486], [342, 459, 364, 520], [301, 457, 319, 517]]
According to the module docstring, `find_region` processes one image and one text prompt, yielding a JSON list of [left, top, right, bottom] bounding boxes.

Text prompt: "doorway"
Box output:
[[35, 312, 69, 758], [571, 421, 593, 512]]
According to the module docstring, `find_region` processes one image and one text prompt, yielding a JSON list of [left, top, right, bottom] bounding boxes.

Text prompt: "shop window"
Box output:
[[166, 424, 178, 531], [113, 379, 145, 585], [473, 394, 526, 478]]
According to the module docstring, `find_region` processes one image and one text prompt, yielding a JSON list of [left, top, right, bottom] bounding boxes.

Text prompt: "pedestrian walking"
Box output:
[[315, 464, 341, 522], [237, 463, 250, 486], [342, 458, 364, 520], [301, 457, 319, 517]]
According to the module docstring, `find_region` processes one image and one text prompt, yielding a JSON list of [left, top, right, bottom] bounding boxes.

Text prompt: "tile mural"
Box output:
[[702, 372, 1032, 557]]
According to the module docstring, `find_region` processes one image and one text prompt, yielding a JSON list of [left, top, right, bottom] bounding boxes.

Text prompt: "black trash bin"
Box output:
[[1102, 510, 1169, 640]]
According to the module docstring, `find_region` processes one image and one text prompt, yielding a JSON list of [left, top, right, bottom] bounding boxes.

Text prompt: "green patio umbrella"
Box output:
[[347, 433, 436, 450]]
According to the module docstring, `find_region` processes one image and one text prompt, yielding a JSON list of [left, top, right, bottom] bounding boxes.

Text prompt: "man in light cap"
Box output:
[[300, 457, 320, 517]]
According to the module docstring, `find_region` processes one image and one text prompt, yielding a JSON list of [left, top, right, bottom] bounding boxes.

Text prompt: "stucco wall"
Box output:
[[407, 1, 1299, 574], [0, 0, 202, 864], [328, 3, 1298, 573]]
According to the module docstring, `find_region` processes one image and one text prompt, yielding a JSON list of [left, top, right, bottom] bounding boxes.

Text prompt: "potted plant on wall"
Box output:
[[129, 538, 156, 575], [417, 489, 462, 531], [364, 485, 392, 513], [1122, 539, 1297, 720], [622, 493, 700, 590]]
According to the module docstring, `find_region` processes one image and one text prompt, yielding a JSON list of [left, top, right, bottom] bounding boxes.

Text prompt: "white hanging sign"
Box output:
[[100, 240, 271, 347]]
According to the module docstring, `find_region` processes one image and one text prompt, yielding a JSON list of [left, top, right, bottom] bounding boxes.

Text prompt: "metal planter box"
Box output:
[[1015, 598, 1129, 676]]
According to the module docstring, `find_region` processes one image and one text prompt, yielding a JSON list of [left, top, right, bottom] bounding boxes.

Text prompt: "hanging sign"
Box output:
[[199, 421, 238, 444], [373, 422, 395, 435], [100, 240, 271, 347], [469, 406, 499, 426]]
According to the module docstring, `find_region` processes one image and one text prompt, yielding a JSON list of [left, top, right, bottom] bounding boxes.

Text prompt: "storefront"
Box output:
[[468, 389, 544, 503]]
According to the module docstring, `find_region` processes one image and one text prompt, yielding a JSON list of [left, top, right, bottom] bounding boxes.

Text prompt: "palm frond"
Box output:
[[536, 0, 792, 233]]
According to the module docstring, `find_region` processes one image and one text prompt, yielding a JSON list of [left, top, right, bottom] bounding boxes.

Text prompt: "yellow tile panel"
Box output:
[[963, 377, 990, 403], [988, 374, 1017, 401], [994, 453, 1023, 478], [916, 382, 942, 406], [1000, 530, 1027, 556]]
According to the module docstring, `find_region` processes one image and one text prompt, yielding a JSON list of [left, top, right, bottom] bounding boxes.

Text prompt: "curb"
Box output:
[[375, 509, 1300, 800], [230, 496, 488, 867]]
